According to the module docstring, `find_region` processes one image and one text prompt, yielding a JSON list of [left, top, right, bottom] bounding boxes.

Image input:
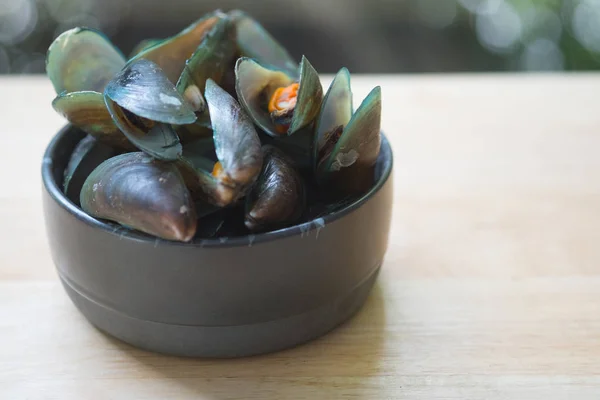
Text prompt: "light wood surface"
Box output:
[[1, 74, 600, 399]]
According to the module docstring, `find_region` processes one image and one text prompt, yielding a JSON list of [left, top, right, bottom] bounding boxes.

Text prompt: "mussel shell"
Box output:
[[288, 56, 323, 135], [313, 67, 353, 170], [46, 27, 126, 94], [326, 87, 381, 171], [235, 56, 322, 137], [245, 145, 305, 232], [52, 91, 133, 150], [175, 16, 237, 96], [104, 59, 197, 125], [104, 98, 183, 160], [131, 12, 222, 85], [229, 9, 298, 76], [235, 57, 293, 136], [205, 78, 262, 189], [318, 86, 382, 194], [104, 59, 198, 160], [173, 80, 262, 208], [80, 152, 197, 242], [63, 135, 117, 206]]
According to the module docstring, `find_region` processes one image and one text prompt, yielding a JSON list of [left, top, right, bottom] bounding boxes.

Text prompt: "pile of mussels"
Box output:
[[48, 10, 382, 242]]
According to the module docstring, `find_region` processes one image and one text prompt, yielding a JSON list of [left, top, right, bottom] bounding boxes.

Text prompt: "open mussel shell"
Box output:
[[245, 145, 305, 232], [175, 15, 237, 98], [235, 57, 291, 135], [105, 59, 197, 125], [104, 59, 198, 160], [207, 79, 262, 188], [63, 135, 118, 206], [235, 56, 322, 138], [52, 91, 133, 150], [175, 79, 262, 207], [132, 11, 225, 88], [229, 9, 298, 76], [317, 86, 382, 194], [80, 152, 197, 242], [46, 27, 126, 94], [130, 12, 236, 142]]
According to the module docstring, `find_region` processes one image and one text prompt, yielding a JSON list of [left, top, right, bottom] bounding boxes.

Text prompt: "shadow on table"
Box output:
[[102, 281, 387, 399]]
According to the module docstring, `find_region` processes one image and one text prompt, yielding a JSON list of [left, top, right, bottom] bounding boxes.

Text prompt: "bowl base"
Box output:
[[59, 265, 381, 358]]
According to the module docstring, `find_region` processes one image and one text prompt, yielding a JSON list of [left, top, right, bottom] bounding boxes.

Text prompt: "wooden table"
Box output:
[[2, 74, 600, 399]]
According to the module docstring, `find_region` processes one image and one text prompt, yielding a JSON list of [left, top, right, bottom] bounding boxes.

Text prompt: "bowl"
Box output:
[[41, 125, 394, 358]]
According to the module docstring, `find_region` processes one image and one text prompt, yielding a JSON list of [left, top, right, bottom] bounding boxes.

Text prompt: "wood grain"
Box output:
[[1, 75, 600, 399]]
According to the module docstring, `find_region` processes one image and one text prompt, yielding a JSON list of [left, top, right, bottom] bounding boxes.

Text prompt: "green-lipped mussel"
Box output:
[[47, 9, 384, 242]]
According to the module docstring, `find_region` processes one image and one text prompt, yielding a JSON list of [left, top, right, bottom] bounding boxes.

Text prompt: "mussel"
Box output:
[[46, 9, 384, 242], [103, 59, 197, 160], [245, 146, 305, 232], [46, 28, 130, 148], [131, 10, 235, 95], [46, 27, 126, 94], [131, 10, 237, 139], [235, 56, 323, 137], [313, 68, 382, 194], [80, 152, 197, 242], [176, 79, 262, 207]]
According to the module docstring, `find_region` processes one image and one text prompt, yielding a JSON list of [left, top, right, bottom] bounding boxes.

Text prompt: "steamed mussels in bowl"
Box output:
[[47, 9, 383, 242]]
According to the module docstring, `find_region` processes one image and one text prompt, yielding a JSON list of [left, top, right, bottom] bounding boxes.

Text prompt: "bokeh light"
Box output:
[[521, 5, 562, 43], [572, 0, 600, 53], [0, 0, 600, 74], [520, 38, 564, 71], [475, 0, 522, 54], [0, 0, 38, 45]]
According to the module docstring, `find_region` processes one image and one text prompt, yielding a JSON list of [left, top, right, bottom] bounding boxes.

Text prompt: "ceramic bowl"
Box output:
[[41, 125, 394, 357]]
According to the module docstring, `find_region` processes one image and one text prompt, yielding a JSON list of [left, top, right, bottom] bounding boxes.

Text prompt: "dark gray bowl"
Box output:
[[42, 125, 394, 358]]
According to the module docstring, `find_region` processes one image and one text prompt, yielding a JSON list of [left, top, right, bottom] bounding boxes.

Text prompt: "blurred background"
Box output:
[[0, 0, 599, 74]]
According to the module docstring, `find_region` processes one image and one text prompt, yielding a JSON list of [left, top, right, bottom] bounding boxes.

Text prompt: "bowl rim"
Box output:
[[42, 125, 394, 248]]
